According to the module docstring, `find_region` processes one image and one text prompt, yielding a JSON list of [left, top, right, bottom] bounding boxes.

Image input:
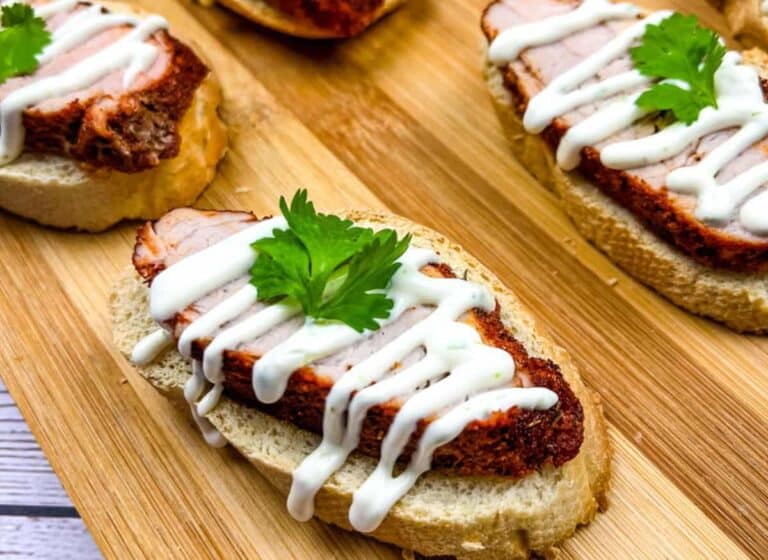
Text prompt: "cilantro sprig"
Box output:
[[0, 3, 51, 85], [250, 190, 411, 332], [631, 13, 726, 125]]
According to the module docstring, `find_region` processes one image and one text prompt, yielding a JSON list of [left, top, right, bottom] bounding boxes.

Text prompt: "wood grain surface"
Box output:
[[0, 0, 765, 558]]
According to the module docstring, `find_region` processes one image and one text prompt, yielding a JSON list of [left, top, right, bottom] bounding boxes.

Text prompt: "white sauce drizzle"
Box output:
[[130, 328, 172, 365], [488, 0, 768, 234], [487, 0, 639, 65], [33, 0, 78, 19], [0, 1, 169, 166], [350, 387, 558, 532], [185, 362, 227, 448], [253, 248, 446, 404], [148, 217, 287, 321], [131, 219, 558, 530]]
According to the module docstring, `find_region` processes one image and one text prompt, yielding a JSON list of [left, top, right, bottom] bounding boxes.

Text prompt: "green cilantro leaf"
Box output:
[[0, 3, 51, 85], [630, 13, 726, 125], [635, 83, 705, 125], [314, 230, 411, 332], [249, 229, 311, 308], [250, 190, 411, 332], [278, 189, 375, 306]]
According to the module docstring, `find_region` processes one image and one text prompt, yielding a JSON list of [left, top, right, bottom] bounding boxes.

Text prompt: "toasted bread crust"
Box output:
[[481, 4, 768, 274], [132, 210, 585, 478], [21, 29, 209, 173], [717, 0, 768, 51]]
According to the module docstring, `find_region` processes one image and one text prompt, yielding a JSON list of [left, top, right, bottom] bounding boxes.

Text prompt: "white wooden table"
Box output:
[[0, 379, 100, 558]]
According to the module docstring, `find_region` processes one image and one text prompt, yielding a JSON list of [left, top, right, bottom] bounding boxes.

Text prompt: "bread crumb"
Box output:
[[401, 550, 415, 560], [562, 237, 577, 253], [461, 541, 486, 552], [605, 277, 619, 287], [634, 431, 643, 444]]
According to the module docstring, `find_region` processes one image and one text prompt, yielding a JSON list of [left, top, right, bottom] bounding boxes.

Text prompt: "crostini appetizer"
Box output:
[[111, 191, 611, 559], [483, 0, 768, 333], [711, 0, 768, 50], [0, 0, 227, 231], [200, 0, 404, 39]]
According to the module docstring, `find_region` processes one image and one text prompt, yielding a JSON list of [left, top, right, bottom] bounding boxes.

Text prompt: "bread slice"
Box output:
[[0, 2, 228, 232], [0, 76, 227, 232], [209, 0, 405, 39], [111, 210, 611, 560], [483, 53, 768, 334], [714, 0, 768, 51]]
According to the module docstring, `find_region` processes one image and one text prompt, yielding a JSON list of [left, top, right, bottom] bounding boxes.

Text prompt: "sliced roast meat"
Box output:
[[268, 0, 386, 36], [0, 1, 208, 173], [133, 208, 585, 478], [482, 0, 768, 273]]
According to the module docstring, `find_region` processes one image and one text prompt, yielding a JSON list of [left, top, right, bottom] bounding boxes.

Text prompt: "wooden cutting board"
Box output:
[[0, 0, 765, 557]]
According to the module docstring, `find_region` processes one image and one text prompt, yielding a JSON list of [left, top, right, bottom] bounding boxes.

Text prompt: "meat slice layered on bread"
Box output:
[[114, 203, 611, 559], [132, 208, 585, 478], [482, 0, 768, 273], [0, 1, 209, 173]]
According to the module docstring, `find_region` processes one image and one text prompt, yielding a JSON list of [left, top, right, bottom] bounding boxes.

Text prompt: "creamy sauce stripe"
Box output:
[[131, 218, 558, 532], [0, 1, 169, 165], [488, 0, 768, 235]]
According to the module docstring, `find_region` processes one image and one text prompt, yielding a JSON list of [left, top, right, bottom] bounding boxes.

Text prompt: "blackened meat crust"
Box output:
[[22, 30, 208, 173], [269, 0, 385, 36], [133, 209, 584, 478]]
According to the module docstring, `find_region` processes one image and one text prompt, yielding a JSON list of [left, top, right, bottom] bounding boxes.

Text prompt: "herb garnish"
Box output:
[[0, 3, 51, 86], [631, 13, 726, 125], [250, 190, 411, 332]]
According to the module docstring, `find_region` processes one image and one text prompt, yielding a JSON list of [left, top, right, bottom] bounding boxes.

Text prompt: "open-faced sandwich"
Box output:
[[0, 0, 227, 232], [199, 0, 404, 39], [711, 0, 768, 50], [111, 190, 611, 559], [482, 0, 768, 333]]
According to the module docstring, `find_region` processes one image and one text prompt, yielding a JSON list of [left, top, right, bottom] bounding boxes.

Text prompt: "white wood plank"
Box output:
[[0, 517, 100, 559], [0, 379, 74, 508]]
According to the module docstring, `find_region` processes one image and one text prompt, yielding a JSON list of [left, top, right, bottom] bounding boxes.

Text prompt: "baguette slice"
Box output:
[[111, 210, 611, 560], [483, 49, 768, 334], [713, 0, 768, 51], [210, 0, 405, 39], [0, 76, 227, 232], [0, 2, 228, 232]]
